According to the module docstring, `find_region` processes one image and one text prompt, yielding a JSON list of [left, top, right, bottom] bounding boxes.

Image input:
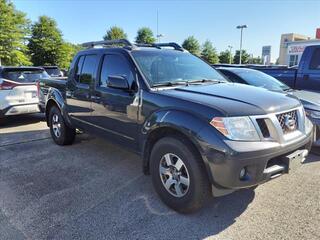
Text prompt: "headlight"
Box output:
[[305, 109, 320, 119], [210, 117, 260, 141]]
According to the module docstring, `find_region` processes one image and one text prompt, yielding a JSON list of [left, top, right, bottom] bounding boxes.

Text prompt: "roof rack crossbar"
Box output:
[[153, 42, 184, 51], [82, 39, 134, 49], [82, 39, 184, 51], [135, 42, 184, 51]]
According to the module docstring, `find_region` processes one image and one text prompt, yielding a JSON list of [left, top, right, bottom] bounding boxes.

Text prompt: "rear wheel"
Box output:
[[49, 106, 75, 145], [150, 137, 211, 213], [0, 117, 5, 126]]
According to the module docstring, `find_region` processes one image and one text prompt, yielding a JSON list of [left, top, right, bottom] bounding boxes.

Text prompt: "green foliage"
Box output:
[[28, 16, 63, 66], [182, 36, 200, 56], [200, 40, 219, 64], [135, 27, 156, 44], [103, 26, 127, 40], [58, 42, 83, 69], [219, 50, 233, 64], [0, 0, 31, 65], [233, 50, 250, 64], [251, 56, 262, 64], [28, 16, 77, 69]]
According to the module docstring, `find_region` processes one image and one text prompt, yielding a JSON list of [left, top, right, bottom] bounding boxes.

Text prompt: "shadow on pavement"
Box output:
[[304, 153, 320, 163], [0, 113, 45, 128]]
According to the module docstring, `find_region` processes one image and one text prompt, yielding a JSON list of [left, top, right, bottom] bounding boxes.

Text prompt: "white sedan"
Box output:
[[0, 67, 49, 119]]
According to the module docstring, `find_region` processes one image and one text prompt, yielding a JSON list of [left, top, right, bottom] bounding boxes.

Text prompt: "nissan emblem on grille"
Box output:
[[277, 110, 298, 134], [284, 114, 296, 131]]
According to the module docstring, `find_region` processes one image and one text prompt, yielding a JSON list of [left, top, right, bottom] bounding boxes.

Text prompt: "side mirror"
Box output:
[[107, 75, 129, 90]]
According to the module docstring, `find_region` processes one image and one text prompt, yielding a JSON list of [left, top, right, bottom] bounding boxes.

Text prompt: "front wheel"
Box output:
[[49, 106, 75, 145], [150, 137, 211, 213]]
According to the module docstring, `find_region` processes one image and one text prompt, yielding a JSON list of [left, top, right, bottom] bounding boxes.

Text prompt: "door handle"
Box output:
[[303, 74, 309, 80], [91, 95, 101, 101]]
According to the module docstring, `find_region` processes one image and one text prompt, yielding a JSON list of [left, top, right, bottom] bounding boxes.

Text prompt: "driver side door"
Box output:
[[91, 53, 140, 149]]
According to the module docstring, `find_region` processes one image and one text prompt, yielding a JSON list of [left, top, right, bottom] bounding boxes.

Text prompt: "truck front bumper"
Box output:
[[203, 130, 313, 195]]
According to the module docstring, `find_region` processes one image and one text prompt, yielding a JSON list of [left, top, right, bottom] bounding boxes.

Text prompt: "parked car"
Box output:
[[39, 40, 313, 213], [249, 45, 320, 91], [41, 66, 64, 77], [217, 67, 320, 146], [0, 66, 49, 121]]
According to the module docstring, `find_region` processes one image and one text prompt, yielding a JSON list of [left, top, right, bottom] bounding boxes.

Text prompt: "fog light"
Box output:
[[239, 167, 247, 180]]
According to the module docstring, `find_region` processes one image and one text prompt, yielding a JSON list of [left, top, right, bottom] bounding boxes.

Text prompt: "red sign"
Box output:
[[317, 28, 320, 39]]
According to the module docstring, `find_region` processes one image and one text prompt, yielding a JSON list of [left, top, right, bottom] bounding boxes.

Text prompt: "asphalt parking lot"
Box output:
[[0, 114, 319, 240]]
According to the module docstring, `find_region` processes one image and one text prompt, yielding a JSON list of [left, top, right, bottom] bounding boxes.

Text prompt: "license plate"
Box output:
[[285, 149, 308, 171], [25, 91, 37, 99]]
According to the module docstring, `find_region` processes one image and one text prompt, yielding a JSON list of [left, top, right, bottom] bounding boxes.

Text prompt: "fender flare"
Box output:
[[45, 88, 73, 128], [140, 109, 216, 183]]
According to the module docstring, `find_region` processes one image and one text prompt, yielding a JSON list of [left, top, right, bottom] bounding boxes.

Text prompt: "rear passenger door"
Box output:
[[67, 54, 99, 126], [91, 53, 139, 148]]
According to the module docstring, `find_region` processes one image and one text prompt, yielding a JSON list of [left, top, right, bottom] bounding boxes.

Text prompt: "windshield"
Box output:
[[231, 69, 290, 91], [2, 69, 50, 83], [132, 50, 226, 86], [45, 68, 62, 76]]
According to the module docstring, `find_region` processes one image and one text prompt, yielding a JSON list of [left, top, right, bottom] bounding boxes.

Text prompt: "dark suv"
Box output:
[[39, 40, 313, 213]]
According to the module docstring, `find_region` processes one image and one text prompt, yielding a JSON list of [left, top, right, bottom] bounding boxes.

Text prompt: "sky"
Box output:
[[12, 0, 320, 62]]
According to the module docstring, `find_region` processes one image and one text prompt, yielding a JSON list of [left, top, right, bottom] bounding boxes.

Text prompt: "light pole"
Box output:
[[228, 45, 233, 64], [236, 25, 248, 64], [157, 34, 164, 43], [156, 10, 164, 43]]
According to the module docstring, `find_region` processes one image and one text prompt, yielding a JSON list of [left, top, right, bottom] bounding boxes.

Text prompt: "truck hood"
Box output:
[[291, 90, 320, 111], [160, 83, 301, 116]]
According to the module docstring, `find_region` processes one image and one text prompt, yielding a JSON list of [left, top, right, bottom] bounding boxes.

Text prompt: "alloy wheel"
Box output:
[[159, 153, 190, 197], [52, 114, 61, 138]]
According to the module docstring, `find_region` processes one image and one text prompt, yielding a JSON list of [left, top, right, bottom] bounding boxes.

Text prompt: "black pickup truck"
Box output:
[[40, 40, 313, 213]]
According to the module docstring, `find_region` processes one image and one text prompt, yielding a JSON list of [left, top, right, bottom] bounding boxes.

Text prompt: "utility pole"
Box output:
[[228, 45, 233, 64], [236, 25, 248, 64]]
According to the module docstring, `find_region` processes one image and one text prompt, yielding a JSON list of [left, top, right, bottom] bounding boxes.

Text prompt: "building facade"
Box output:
[[261, 46, 271, 65], [278, 29, 320, 66]]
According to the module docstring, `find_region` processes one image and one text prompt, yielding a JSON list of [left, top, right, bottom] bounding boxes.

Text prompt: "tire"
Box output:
[[150, 137, 211, 213], [49, 106, 75, 145], [0, 117, 6, 126]]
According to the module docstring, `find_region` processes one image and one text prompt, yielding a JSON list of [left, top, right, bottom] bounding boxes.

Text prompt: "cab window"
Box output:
[[79, 55, 99, 85], [309, 48, 320, 70], [99, 54, 134, 88], [75, 56, 85, 82]]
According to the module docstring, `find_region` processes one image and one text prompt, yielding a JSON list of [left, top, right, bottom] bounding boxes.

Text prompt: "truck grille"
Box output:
[[276, 110, 298, 134], [256, 118, 270, 138]]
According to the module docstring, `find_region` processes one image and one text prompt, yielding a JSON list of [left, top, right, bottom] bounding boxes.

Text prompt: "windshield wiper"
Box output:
[[283, 87, 293, 92], [186, 79, 226, 84], [152, 79, 225, 88], [152, 81, 188, 87]]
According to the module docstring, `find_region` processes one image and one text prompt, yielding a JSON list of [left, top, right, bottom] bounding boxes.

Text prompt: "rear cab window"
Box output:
[[75, 55, 99, 85]]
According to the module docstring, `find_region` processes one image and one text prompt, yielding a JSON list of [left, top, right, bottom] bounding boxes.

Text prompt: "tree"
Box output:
[[103, 26, 127, 40], [0, 0, 31, 66], [182, 36, 200, 56], [233, 50, 250, 64], [200, 40, 219, 64], [135, 27, 156, 44], [251, 56, 262, 64], [219, 50, 233, 64], [58, 43, 83, 69], [28, 16, 66, 66]]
